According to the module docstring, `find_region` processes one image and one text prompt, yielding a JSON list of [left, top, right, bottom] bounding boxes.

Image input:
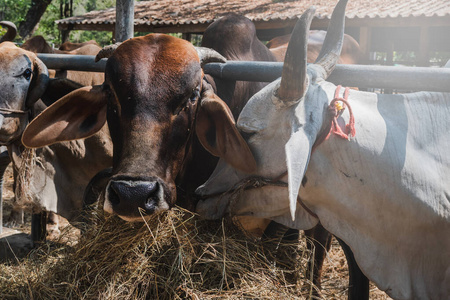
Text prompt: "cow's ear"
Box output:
[[22, 85, 107, 148], [196, 84, 257, 174]]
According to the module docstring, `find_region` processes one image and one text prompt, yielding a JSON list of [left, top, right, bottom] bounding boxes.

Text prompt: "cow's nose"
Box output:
[[109, 180, 159, 214]]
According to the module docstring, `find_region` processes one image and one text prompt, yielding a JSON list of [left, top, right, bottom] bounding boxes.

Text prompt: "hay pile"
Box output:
[[0, 207, 321, 299]]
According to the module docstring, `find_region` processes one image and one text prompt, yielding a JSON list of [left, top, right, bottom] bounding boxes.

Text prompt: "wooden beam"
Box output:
[[182, 33, 192, 42], [57, 15, 450, 35], [358, 26, 371, 64], [418, 26, 429, 67]]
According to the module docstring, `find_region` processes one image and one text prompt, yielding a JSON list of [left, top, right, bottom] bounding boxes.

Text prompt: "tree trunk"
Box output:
[[18, 0, 52, 39], [60, 0, 72, 43]]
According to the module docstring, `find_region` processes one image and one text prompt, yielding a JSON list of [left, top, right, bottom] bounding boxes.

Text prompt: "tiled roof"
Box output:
[[56, 0, 450, 28]]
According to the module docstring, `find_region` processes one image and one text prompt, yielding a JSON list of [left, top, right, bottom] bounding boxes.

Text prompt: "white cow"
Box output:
[[0, 42, 113, 241], [196, 0, 450, 299]]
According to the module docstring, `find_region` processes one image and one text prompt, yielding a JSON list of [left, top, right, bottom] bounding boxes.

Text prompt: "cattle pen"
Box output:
[[2, 52, 449, 299]]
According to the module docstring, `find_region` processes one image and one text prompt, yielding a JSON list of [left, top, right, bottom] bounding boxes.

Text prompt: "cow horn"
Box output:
[[195, 47, 226, 67], [26, 57, 50, 108], [276, 7, 315, 103], [314, 0, 348, 79], [95, 42, 123, 62], [0, 21, 17, 42]]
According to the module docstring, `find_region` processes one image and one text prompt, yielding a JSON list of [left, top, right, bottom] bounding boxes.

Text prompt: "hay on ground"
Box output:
[[0, 207, 320, 299]]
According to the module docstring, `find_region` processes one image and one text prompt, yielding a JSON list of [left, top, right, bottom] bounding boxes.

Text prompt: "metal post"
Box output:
[[115, 0, 135, 42]]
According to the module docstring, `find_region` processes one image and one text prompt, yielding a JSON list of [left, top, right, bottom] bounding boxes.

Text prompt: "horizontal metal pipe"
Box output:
[[37, 54, 450, 92], [204, 61, 450, 93], [37, 54, 107, 72]]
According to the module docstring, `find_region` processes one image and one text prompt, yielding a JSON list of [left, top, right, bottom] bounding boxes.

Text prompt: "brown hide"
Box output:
[[201, 13, 278, 119], [21, 36, 104, 86], [267, 30, 362, 64], [59, 40, 99, 51], [22, 34, 255, 223]]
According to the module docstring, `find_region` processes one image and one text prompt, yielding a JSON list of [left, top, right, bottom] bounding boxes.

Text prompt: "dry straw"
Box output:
[[13, 147, 37, 210], [0, 207, 322, 299]]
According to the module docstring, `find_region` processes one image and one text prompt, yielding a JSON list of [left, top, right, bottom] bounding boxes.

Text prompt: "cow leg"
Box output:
[[31, 211, 48, 246], [0, 146, 10, 233], [304, 223, 332, 295], [261, 221, 301, 285], [336, 237, 369, 300], [6, 207, 24, 227], [261, 221, 291, 268]]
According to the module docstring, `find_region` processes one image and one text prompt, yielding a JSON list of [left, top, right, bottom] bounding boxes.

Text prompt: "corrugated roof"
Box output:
[[56, 0, 450, 28]]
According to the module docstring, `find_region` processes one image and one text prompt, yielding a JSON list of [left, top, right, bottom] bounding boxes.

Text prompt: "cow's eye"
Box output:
[[189, 86, 200, 103], [22, 68, 32, 80]]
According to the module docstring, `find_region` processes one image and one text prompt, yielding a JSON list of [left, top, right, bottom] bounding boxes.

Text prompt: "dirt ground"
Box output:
[[0, 164, 392, 299]]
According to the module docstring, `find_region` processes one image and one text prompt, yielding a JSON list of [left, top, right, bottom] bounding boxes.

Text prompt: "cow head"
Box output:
[[195, 0, 348, 227], [0, 42, 49, 144], [22, 34, 255, 221]]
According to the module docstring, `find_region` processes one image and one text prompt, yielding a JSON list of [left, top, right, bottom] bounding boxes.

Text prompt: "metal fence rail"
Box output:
[[37, 54, 450, 93]]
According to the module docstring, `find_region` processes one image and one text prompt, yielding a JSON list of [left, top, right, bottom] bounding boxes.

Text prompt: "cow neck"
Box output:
[[198, 172, 319, 219]]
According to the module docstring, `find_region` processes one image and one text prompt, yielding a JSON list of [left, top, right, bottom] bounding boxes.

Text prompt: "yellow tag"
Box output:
[[335, 101, 344, 111]]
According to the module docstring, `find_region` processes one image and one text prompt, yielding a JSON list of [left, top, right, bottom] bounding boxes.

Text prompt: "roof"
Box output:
[[56, 0, 450, 33]]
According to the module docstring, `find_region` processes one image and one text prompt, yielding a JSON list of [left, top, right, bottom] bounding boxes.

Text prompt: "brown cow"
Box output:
[[22, 34, 253, 223], [267, 30, 362, 64], [20, 36, 104, 86], [59, 40, 99, 51], [0, 42, 112, 242]]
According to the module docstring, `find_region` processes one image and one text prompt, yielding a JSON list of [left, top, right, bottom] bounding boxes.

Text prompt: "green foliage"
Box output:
[[0, 0, 30, 23], [1, 0, 116, 45], [33, 2, 61, 44], [69, 30, 113, 46]]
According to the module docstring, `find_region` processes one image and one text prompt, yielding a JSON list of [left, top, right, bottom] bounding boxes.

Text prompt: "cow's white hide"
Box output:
[[197, 74, 450, 299]]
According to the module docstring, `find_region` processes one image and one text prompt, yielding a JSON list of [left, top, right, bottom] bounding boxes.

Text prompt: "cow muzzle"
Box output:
[[104, 175, 171, 221]]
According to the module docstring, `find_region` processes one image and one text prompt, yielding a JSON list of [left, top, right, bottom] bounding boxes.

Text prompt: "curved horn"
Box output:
[[195, 46, 226, 67], [276, 7, 315, 102], [0, 21, 17, 42], [26, 57, 50, 108], [95, 42, 123, 62], [314, 0, 348, 79]]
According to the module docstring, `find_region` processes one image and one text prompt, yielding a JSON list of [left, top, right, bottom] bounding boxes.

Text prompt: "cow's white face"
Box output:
[[0, 42, 34, 143], [196, 0, 348, 229], [196, 72, 332, 229]]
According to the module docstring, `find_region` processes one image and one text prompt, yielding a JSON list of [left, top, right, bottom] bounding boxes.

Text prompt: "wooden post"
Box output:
[[115, 0, 135, 42], [358, 26, 371, 65], [182, 33, 192, 42]]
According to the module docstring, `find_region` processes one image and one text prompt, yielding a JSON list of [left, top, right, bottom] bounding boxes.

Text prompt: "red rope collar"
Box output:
[[312, 85, 355, 152]]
